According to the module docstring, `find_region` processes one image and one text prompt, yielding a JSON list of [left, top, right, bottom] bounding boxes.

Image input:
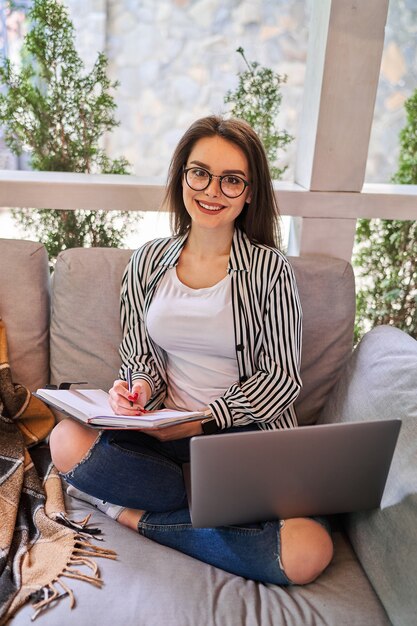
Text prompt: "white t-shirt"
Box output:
[[147, 267, 239, 411]]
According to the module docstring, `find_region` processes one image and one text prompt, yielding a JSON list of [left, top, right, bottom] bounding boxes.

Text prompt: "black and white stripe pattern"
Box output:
[[119, 228, 302, 431]]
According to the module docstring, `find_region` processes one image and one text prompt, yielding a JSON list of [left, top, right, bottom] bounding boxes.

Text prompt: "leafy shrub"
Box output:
[[354, 89, 417, 341], [224, 47, 293, 180], [0, 0, 134, 262]]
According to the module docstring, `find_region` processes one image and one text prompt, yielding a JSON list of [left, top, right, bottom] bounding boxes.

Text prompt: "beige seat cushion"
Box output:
[[291, 255, 355, 425], [50, 247, 133, 392]]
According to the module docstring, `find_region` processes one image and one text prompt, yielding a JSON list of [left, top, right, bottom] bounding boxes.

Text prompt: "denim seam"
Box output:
[[138, 517, 265, 536], [110, 442, 183, 476], [219, 526, 265, 535], [140, 525, 265, 535], [60, 430, 103, 481], [277, 520, 294, 585], [139, 522, 193, 534]]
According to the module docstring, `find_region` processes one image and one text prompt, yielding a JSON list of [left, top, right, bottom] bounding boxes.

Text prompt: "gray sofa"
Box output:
[[1, 238, 416, 626]]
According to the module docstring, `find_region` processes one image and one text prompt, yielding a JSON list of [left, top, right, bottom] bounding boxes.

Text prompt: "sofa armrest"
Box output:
[[319, 325, 417, 626]]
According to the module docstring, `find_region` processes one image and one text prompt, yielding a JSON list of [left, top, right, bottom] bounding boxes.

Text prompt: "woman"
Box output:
[[50, 116, 333, 585]]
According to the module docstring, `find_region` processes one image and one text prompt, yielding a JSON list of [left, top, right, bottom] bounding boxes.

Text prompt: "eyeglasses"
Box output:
[[183, 166, 250, 199]]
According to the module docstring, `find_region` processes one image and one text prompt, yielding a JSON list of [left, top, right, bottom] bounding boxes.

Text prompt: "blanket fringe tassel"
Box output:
[[28, 533, 117, 621], [54, 512, 104, 539]]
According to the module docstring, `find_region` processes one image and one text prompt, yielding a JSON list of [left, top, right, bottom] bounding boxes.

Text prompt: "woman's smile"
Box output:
[[195, 199, 227, 214]]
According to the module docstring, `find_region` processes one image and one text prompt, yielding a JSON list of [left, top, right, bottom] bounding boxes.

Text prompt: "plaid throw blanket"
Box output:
[[0, 319, 116, 624]]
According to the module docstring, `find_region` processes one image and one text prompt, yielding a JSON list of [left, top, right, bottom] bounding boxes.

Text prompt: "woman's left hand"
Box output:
[[145, 419, 204, 441]]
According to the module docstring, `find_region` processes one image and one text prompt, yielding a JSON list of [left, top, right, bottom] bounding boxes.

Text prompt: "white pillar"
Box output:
[[289, 0, 389, 260], [288, 216, 357, 261]]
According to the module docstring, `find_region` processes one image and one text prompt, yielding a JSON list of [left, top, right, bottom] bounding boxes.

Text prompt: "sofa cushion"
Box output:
[[0, 239, 50, 391], [50, 248, 355, 425], [320, 325, 417, 626], [12, 494, 390, 626], [50, 247, 133, 391], [290, 255, 355, 425]]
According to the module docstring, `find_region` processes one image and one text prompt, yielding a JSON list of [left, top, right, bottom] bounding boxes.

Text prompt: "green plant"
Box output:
[[224, 47, 293, 180], [354, 89, 417, 341], [0, 0, 134, 262]]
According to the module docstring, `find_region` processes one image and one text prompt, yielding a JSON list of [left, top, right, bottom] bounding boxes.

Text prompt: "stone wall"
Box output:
[[65, 0, 308, 181], [65, 0, 417, 185]]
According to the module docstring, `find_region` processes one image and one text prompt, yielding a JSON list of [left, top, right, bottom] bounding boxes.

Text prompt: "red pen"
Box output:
[[127, 367, 134, 407]]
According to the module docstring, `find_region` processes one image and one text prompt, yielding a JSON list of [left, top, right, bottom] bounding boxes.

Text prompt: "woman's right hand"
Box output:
[[108, 379, 152, 415]]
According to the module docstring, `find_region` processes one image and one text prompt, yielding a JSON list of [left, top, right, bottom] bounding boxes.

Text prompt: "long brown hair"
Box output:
[[164, 116, 282, 248]]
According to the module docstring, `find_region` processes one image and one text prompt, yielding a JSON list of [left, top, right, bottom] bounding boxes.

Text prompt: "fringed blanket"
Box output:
[[0, 319, 116, 624]]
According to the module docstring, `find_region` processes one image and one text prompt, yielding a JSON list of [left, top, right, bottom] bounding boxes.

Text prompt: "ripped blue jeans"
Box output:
[[61, 427, 331, 585]]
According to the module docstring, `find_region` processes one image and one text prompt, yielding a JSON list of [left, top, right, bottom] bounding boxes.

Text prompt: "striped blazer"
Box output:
[[119, 228, 302, 431]]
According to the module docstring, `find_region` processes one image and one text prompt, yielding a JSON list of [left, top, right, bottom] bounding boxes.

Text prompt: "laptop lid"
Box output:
[[184, 419, 401, 528]]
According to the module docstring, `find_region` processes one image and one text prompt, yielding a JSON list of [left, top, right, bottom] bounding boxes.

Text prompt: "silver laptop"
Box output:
[[183, 419, 401, 528]]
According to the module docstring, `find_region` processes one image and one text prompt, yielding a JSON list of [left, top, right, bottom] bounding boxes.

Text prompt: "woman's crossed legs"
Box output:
[[50, 419, 333, 585]]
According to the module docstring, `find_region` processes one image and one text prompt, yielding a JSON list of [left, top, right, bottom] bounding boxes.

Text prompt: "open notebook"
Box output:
[[34, 388, 205, 429]]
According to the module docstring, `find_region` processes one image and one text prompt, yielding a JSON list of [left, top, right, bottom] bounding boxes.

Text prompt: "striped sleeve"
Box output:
[[118, 247, 166, 399], [209, 256, 302, 430]]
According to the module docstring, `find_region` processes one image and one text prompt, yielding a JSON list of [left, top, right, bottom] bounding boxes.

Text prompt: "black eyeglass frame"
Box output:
[[183, 166, 250, 199]]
